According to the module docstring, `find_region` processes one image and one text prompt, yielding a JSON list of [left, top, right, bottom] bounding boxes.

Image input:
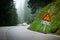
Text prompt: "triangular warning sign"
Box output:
[[42, 13, 51, 22]]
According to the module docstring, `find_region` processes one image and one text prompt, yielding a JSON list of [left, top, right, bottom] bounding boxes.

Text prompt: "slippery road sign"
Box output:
[[42, 13, 51, 32], [42, 13, 51, 22]]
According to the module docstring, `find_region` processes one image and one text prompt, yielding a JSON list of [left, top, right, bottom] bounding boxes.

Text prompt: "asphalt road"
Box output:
[[0, 25, 60, 40]]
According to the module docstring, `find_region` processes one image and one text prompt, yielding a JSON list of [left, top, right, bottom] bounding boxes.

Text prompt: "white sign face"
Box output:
[[41, 20, 51, 26]]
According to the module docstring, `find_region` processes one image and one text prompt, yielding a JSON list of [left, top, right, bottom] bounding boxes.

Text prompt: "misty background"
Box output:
[[14, 0, 32, 24]]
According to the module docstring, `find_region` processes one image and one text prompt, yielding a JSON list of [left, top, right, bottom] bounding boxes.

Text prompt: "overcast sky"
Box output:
[[15, 0, 25, 9]]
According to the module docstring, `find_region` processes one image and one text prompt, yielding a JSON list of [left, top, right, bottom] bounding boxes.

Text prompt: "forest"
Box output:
[[0, 0, 18, 26]]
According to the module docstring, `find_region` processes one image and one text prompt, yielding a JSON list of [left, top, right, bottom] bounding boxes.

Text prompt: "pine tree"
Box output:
[[28, 0, 54, 14], [0, 0, 18, 26]]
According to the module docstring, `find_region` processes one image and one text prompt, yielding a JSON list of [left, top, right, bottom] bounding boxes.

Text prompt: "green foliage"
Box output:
[[55, 29, 60, 35], [0, 0, 18, 26], [28, 0, 60, 35]]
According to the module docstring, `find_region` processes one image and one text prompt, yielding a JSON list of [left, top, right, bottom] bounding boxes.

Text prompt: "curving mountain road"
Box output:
[[0, 24, 60, 40]]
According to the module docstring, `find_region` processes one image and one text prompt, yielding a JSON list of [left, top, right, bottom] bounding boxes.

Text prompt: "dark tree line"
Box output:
[[0, 0, 18, 26], [28, 0, 54, 14]]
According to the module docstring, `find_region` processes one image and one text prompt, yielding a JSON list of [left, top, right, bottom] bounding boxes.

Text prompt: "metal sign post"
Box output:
[[43, 24, 46, 32]]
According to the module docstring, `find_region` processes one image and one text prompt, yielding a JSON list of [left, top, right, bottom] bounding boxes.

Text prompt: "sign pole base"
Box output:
[[43, 24, 46, 33]]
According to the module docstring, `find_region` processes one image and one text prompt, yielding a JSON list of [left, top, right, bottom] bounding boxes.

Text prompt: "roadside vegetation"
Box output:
[[28, 0, 60, 35]]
